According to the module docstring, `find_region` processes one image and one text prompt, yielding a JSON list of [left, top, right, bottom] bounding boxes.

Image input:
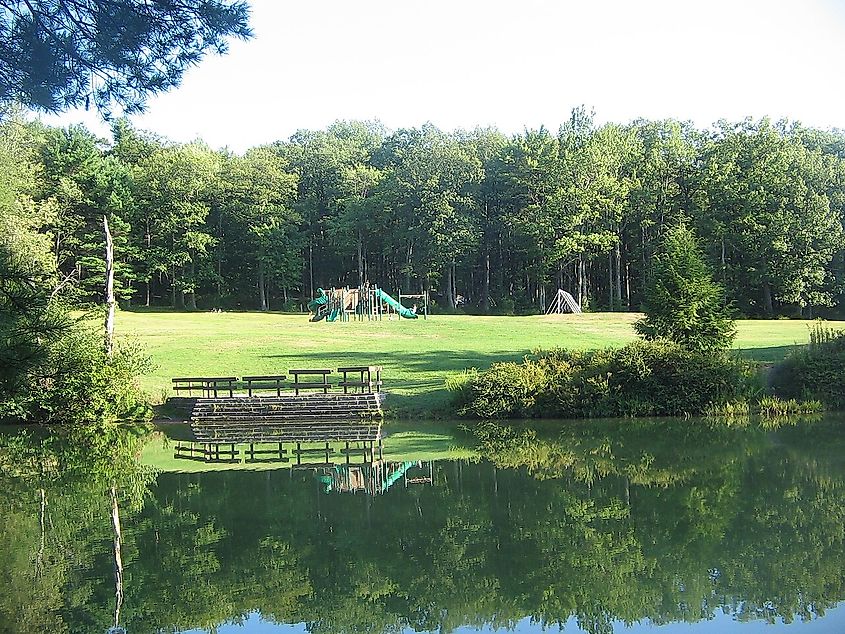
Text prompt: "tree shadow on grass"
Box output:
[[260, 349, 528, 374], [259, 349, 532, 414], [736, 345, 800, 363]]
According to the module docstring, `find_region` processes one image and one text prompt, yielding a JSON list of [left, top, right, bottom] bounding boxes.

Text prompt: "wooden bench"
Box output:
[[172, 376, 237, 398], [337, 365, 383, 394], [288, 368, 332, 395], [241, 374, 287, 397]]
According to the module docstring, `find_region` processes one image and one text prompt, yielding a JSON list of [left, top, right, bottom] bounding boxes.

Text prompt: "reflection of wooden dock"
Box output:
[[174, 392, 384, 463], [174, 439, 383, 465]]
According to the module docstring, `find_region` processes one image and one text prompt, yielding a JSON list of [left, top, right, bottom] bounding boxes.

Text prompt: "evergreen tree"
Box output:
[[635, 223, 735, 351], [0, 0, 251, 116]]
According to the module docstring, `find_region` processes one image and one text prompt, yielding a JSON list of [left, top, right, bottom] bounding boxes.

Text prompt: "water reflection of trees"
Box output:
[[1, 419, 845, 634]]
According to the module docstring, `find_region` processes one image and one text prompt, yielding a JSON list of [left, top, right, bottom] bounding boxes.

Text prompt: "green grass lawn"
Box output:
[[117, 310, 839, 415]]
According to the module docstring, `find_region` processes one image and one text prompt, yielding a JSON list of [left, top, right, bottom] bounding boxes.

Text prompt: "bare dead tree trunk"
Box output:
[[111, 486, 124, 632], [36, 488, 46, 578], [103, 216, 115, 357]]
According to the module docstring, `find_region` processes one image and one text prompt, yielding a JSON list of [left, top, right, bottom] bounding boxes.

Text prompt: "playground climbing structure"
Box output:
[[545, 288, 582, 314], [308, 285, 428, 322]]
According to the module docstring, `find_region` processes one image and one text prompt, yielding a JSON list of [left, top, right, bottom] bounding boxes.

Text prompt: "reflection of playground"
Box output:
[[316, 460, 434, 495]]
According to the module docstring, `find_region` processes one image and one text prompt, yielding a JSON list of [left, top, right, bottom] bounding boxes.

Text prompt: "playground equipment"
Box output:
[[546, 288, 582, 314], [308, 285, 428, 322]]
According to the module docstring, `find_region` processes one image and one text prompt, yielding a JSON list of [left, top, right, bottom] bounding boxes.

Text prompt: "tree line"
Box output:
[[4, 108, 845, 317]]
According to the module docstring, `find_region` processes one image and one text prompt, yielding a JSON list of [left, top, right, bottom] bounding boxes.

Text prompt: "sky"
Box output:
[[40, 0, 845, 153], [185, 606, 845, 634]]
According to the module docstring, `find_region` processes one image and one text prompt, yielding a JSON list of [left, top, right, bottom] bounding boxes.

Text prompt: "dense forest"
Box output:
[[3, 108, 845, 317]]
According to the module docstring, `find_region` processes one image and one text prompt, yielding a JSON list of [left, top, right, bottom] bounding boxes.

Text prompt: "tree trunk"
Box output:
[[608, 250, 614, 310], [357, 230, 364, 287], [538, 280, 546, 312], [111, 485, 124, 631], [145, 218, 152, 306], [452, 260, 458, 307], [405, 242, 413, 291], [217, 212, 223, 298], [171, 265, 177, 308], [445, 263, 456, 309], [762, 280, 774, 317], [186, 261, 197, 310], [614, 241, 622, 306], [576, 255, 583, 308], [36, 488, 46, 577], [103, 216, 115, 357], [482, 251, 490, 313], [258, 259, 268, 311], [308, 241, 314, 299]]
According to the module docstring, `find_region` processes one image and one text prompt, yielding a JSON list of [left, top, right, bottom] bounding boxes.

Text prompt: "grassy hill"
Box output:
[[116, 310, 834, 416]]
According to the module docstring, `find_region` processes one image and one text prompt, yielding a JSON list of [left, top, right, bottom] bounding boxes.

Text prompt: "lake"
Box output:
[[2, 415, 845, 633]]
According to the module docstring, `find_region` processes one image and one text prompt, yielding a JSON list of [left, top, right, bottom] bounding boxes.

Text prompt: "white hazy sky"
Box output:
[[40, 0, 845, 153]]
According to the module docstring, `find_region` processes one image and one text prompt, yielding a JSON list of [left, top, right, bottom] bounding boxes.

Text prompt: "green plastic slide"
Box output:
[[308, 288, 329, 321], [374, 289, 418, 319], [381, 461, 416, 493], [307, 288, 328, 311]]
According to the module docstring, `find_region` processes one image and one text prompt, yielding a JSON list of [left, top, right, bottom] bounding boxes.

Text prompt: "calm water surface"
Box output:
[[2, 416, 845, 634]]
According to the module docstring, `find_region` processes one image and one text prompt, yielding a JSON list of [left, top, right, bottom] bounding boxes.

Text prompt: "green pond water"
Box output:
[[2, 415, 845, 633]]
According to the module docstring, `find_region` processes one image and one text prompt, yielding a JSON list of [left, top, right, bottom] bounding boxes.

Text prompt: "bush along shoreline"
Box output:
[[448, 337, 834, 421]]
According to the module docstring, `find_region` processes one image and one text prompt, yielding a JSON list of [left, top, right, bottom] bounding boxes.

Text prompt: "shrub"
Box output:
[[451, 340, 755, 419], [771, 322, 845, 408], [0, 324, 152, 425], [453, 360, 548, 418]]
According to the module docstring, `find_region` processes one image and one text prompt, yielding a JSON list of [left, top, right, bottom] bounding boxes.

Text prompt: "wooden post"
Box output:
[[103, 216, 115, 357]]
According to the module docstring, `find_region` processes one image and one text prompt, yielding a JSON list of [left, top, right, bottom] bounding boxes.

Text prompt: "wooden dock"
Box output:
[[174, 391, 384, 463], [170, 366, 388, 464]]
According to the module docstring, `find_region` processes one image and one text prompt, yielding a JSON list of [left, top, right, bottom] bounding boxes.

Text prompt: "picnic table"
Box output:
[[172, 376, 237, 398], [288, 368, 332, 395], [337, 365, 383, 393]]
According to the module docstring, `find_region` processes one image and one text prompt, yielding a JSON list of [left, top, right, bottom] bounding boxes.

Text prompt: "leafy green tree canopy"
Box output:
[[0, 0, 252, 116], [635, 223, 736, 351]]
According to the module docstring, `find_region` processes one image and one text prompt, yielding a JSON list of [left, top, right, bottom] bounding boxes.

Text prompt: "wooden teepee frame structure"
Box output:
[[545, 289, 582, 314]]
